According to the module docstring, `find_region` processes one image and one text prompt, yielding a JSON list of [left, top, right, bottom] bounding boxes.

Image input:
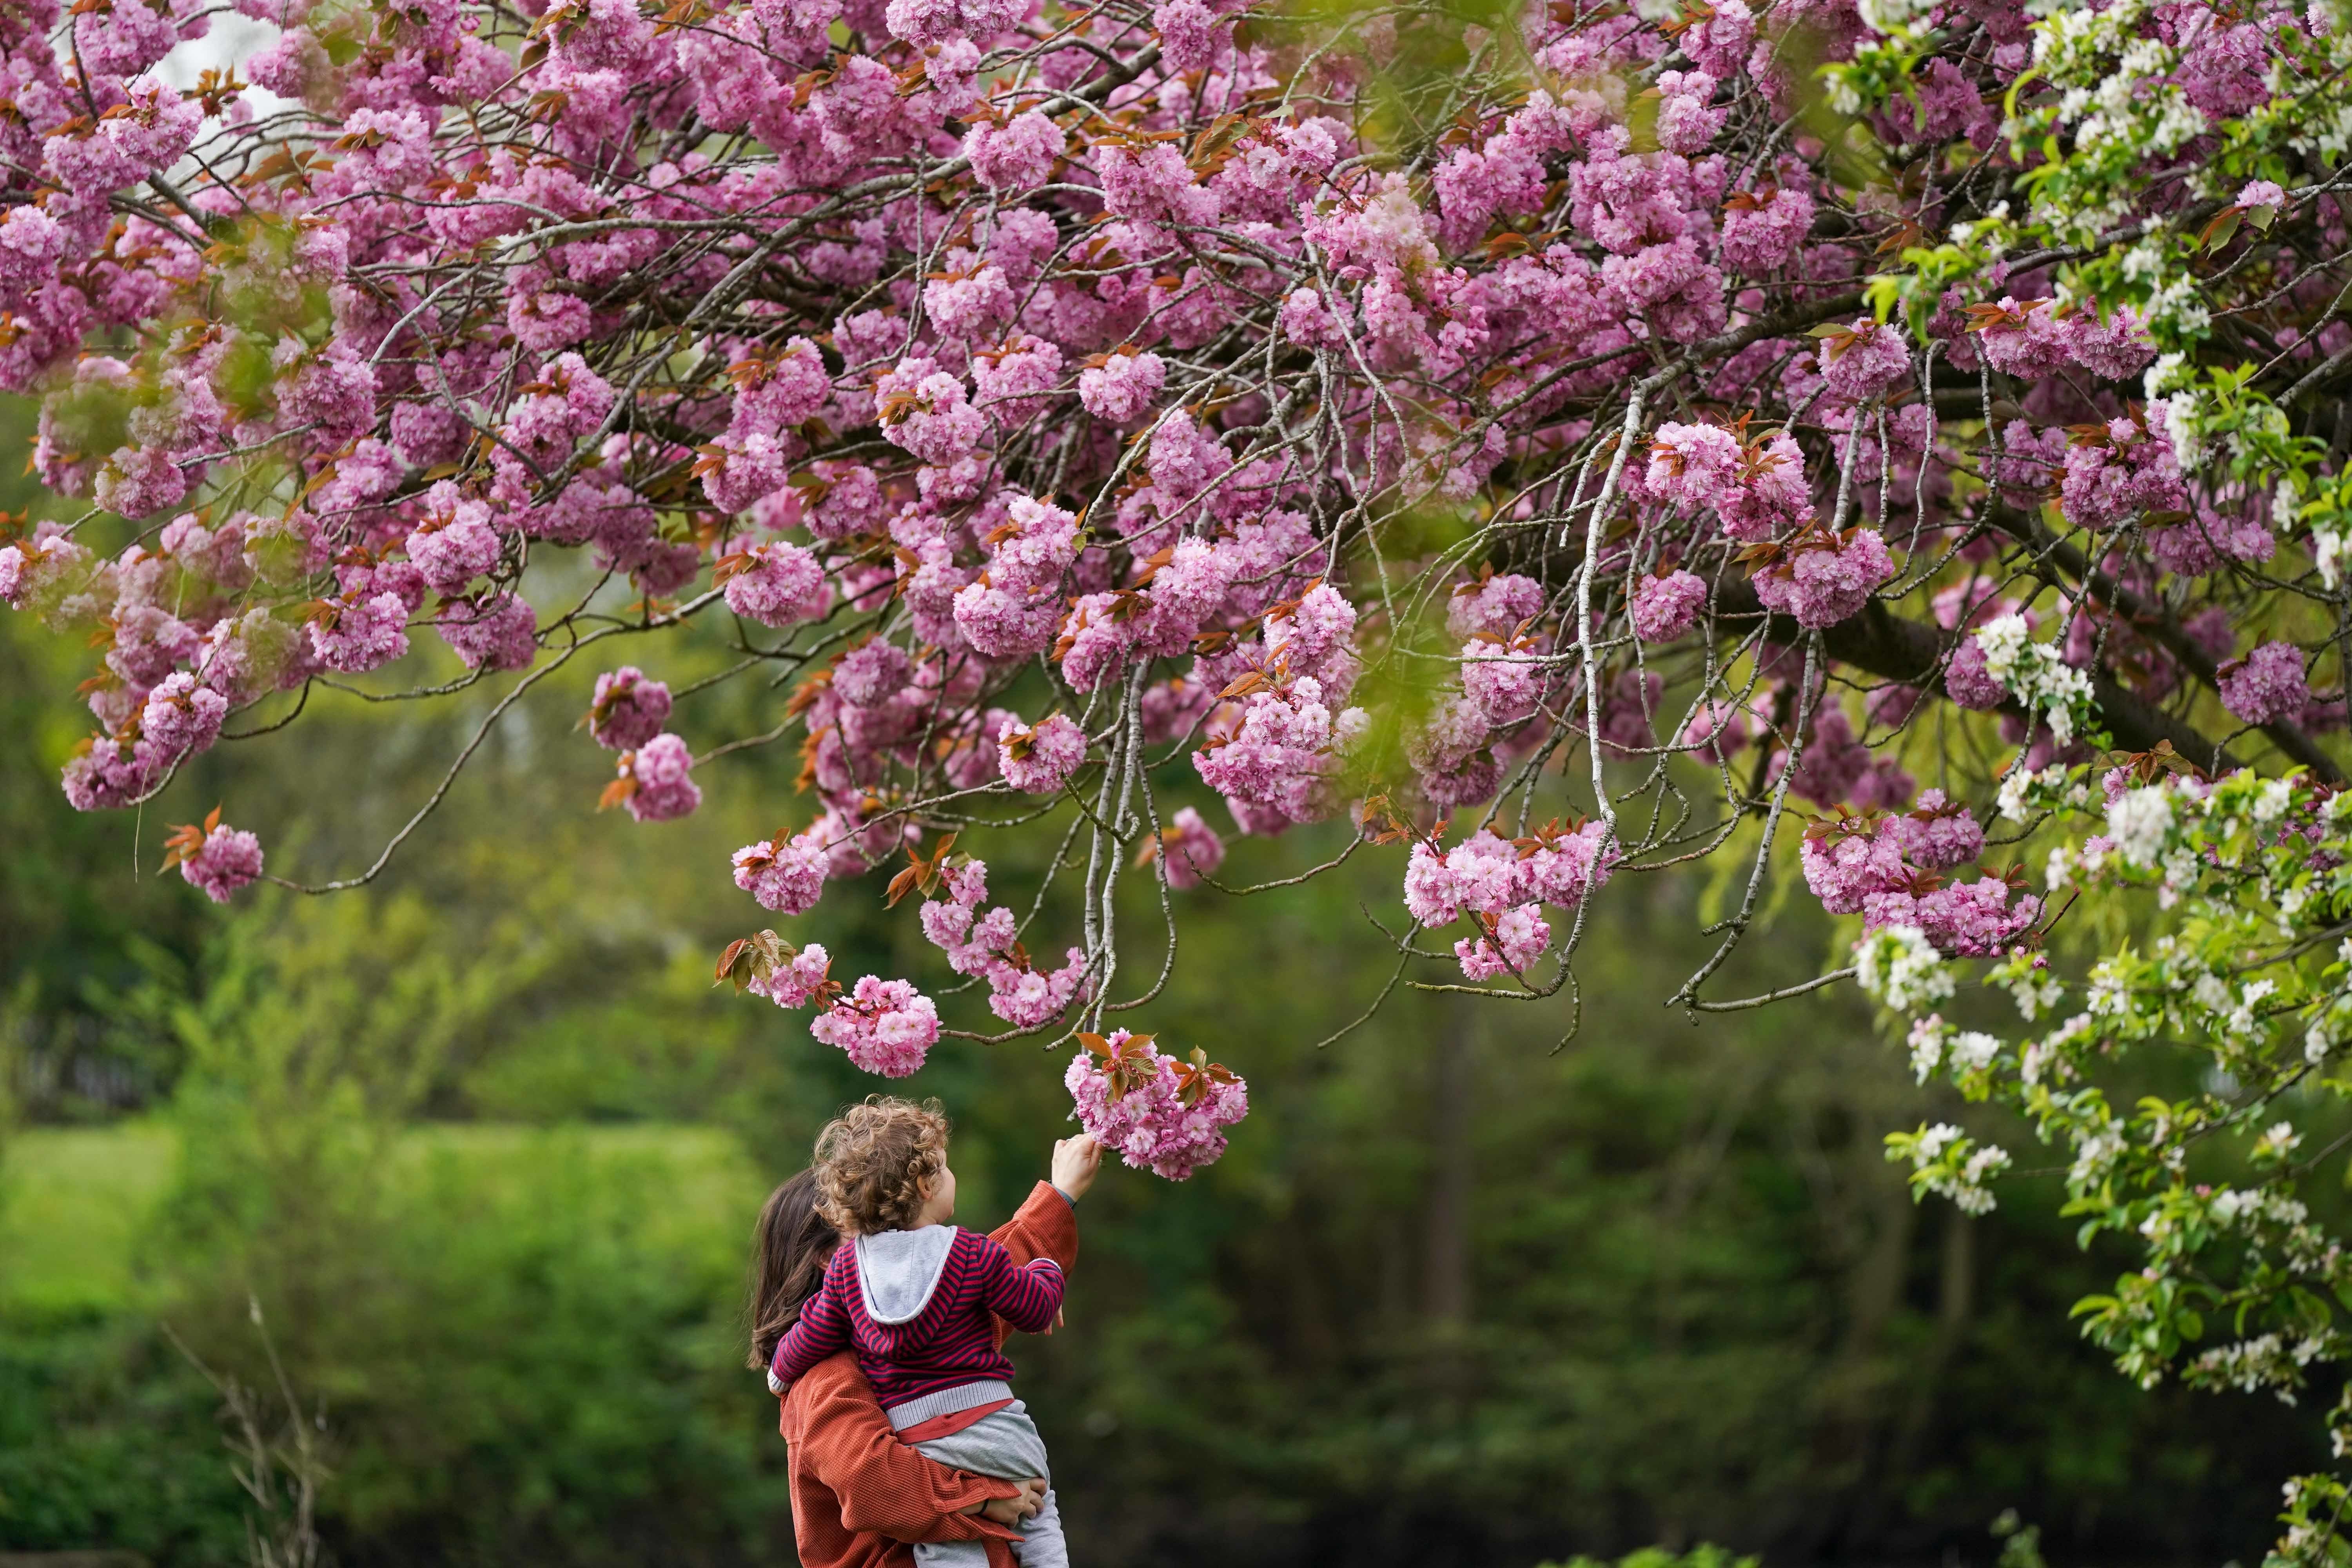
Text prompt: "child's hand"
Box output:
[[1051, 1133, 1102, 1201], [976, 1477, 1048, 1526]]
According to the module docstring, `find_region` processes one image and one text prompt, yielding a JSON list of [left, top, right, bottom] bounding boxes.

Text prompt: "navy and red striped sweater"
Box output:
[[770, 1224, 1065, 1409]]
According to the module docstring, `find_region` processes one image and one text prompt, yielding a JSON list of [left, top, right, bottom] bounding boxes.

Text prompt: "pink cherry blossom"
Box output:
[[2221, 641, 2310, 727], [310, 592, 411, 673], [1153, 805, 1226, 889], [0, 0, 2337, 1229], [835, 640, 913, 707], [1942, 635, 2007, 709], [750, 943, 838, 1010], [1078, 350, 1165, 424], [1522, 821, 1618, 910], [2058, 421, 2188, 532], [1064, 1031, 1249, 1180], [724, 542, 833, 628], [589, 667, 673, 751], [1154, 0, 1220, 72], [1887, 791, 1984, 870], [1643, 422, 1740, 512], [998, 711, 1086, 793], [1447, 573, 1548, 639], [1800, 817, 1908, 915], [1750, 529, 1895, 630], [405, 490, 502, 595], [1454, 902, 1552, 981], [984, 948, 1088, 1028], [1195, 676, 1350, 831], [437, 593, 537, 671], [1719, 182, 1811, 273], [811, 975, 940, 1077], [1683, 701, 1751, 763], [179, 822, 265, 904], [964, 113, 1066, 192], [620, 733, 701, 822], [1817, 320, 1911, 405], [733, 826, 831, 915], [140, 671, 227, 760], [1630, 570, 1708, 642]]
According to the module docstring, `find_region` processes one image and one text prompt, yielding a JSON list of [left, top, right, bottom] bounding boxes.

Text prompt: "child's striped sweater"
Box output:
[[770, 1223, 1065, 1409]]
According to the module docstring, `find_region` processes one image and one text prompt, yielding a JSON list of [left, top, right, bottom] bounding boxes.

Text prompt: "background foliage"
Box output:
[[0, 395, 2331, 1566]]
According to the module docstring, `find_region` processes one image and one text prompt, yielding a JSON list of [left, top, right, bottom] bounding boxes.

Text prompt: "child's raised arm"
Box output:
[[972, 1233, 1064, 1334], [768, 1254, 853, 1390], [1050, 1133, 1101, 1203]]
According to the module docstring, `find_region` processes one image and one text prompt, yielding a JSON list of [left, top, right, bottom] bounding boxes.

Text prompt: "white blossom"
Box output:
[[2108, 784, 2175, 867], [1999, 762, 2068, 823], [1952, 1030, 2002, 1073], [1954, 1144, 2013, 1213], [1855, 924, 1955, 1010], [1916, 1122, 1963, 1160], [1907, 1014, 1949, 1083], [1974, 615, 2096, 741], [2069, 1122, 2127, 1187], [2256, 1121, 2304, 1161], [2008, 970, 2066, 1022], [2087, 958, 2131, 1017]]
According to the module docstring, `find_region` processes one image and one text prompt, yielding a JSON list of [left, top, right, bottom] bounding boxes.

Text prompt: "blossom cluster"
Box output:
[[810, 975, 944, 1078], [916, 855, 1089, 1029], [1855, 767, 2352, 1537], [1063, 1030, 1250, 1180], [1403, 822, 1619, 981], [0, 0, 2301, 955], [1797, 793, 2040, 958], [735, 933, 943, 1078]]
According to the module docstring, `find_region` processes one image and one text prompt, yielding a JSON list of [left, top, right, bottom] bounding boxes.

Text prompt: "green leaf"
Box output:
[[2200, 208, 2243, 252], [1624, 89, 1661, 156], [2001, 63, 2042, 120]]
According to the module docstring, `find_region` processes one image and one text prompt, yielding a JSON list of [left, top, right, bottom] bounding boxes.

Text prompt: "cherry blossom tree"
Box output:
[[10, 0, 2352, 1544]]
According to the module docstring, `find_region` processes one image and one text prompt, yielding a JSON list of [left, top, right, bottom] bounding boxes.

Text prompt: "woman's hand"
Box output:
[[973, 1477, 1048, 1526], [1051, 1133, 1102, 1202]]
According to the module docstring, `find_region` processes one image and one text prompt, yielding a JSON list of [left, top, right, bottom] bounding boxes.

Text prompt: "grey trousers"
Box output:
[[899, 1399, 1067, 1568]]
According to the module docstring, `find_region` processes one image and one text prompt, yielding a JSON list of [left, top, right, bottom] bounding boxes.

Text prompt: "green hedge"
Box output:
[[0, 1123, 789, 1567]]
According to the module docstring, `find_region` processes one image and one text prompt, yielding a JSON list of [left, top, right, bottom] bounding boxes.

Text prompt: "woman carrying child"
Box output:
[[749, 1096, 1100, 1568]]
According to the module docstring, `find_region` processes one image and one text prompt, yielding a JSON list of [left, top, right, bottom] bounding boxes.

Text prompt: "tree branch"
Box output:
[[1708, 579, 2250, 773]]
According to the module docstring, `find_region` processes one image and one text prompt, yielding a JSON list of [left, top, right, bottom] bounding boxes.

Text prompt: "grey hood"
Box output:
[[853, 1225, 960, 1325]]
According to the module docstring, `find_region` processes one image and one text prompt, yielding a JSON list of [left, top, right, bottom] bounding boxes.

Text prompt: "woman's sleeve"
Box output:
[[769, 1266, 851, 1389], [986, 1182, 1078, 1346], [990, 1181, 1079, 1273], [793, 1360, 1022, 1544], [971, 1233, 1064, 1334]]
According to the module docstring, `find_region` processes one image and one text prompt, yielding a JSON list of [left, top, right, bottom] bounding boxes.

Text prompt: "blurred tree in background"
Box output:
[[0, 389, 2330, 1565]]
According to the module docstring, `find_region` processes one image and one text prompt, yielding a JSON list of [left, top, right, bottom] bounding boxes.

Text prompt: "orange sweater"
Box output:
[[776, 1181, 1080, 1568]]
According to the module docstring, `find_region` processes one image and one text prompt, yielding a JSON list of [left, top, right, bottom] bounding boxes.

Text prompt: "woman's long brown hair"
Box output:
[[746, 1168, 838, 1370]]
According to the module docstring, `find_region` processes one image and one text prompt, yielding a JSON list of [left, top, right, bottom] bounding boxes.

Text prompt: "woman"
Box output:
[[748, 1166, 1076, 1568]]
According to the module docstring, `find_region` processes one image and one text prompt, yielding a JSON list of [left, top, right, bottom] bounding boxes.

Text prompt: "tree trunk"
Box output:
[[1422, 1001, 1475, 1396]]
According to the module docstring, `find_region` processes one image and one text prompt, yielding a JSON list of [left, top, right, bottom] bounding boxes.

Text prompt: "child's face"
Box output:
[[916, 1145, 957, 1227]]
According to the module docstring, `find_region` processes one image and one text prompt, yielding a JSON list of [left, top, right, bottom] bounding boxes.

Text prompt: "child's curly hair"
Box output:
[[812, 1095, 949, 1235]]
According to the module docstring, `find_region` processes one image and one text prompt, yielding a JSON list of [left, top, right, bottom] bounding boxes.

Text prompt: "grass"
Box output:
[[0, 1122, 763, 1318], [0, 1124, 176, 1316]]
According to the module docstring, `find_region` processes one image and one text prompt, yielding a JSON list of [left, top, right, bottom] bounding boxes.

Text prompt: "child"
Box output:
[[769, 1096, 1098, 1567]]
